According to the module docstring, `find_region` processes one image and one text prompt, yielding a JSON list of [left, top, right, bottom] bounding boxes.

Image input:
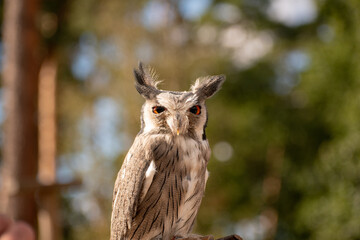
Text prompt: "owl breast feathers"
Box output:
[[111, 63, 225, 240]]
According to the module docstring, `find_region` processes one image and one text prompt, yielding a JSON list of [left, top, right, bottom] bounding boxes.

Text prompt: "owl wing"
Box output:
[[110, 136, 153, 240]]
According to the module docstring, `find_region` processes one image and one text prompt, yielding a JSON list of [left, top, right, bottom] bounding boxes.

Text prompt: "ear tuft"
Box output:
[[191, 75, 226, 100], [134, 62, 161, 99]]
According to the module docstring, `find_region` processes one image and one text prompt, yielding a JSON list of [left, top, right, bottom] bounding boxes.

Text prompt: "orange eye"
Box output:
[[152, 106, 166, 114], [189, 105, 201, 115]]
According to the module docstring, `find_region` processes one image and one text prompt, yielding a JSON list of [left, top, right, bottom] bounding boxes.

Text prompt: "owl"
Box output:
[[111, 63, 225, 240]]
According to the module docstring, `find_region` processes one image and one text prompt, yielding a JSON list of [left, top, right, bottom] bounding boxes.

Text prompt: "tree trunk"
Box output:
[[0, 0, 42, 233]]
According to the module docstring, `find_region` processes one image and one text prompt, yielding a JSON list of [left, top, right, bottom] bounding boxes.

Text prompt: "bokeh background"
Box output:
[[0, 0, 359, 239]]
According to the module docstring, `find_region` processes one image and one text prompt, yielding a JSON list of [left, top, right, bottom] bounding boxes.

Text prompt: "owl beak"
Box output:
[[169, 113, 183, 136]]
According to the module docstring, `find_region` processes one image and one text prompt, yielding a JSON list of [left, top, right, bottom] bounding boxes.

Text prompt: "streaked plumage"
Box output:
[[111, 63, 225, 240]]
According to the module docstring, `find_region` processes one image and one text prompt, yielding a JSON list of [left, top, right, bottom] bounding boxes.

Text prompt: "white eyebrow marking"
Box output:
[[185, 94, 198, 103]]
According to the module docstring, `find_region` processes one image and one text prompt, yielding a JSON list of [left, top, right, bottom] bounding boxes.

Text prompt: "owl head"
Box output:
[[134, 63, 225, 140]]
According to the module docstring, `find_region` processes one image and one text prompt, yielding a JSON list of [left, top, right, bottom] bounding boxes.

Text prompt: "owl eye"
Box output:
[[189, 105, 201, 115], [152, 106, 166, 114]]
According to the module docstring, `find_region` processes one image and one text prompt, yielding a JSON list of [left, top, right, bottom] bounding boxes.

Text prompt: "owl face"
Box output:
[[134, 63, 225, 140], [141, 91, 207, 139]]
